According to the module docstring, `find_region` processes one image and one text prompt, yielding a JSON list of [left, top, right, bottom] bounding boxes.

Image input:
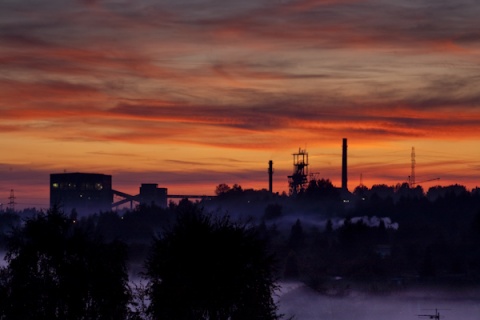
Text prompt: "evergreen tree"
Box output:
[[288, 219, 305, 251]]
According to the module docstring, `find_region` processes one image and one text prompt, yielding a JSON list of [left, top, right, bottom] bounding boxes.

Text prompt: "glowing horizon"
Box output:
[[1, 0, 480, 209]]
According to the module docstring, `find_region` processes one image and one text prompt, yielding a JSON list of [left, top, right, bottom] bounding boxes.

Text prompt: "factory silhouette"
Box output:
[[49, 139, 356, 216], [46, 137, 472, 217]]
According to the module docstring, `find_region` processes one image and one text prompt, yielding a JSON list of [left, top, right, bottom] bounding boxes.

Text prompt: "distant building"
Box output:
[[139, 183, 168, 208], [50, 173, 113, 215]]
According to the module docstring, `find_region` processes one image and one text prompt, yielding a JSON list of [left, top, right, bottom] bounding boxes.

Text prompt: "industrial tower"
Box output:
[[288, 148, 309, 195], [409, 147, 416, 187], [268, 160, 273, 193], [342, 138, 348, 191]]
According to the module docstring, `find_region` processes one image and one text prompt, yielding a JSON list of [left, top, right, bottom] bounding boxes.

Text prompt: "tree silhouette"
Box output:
[[304, 178, 338, 199], [263, 203, 283, 220], [144, 206, 281, 320], [283, 251, 300, 279], [288, 219, 305, 251], [0, 207, 132, 320], [325, 219, 333, 234], [215, 183, 231, 196]]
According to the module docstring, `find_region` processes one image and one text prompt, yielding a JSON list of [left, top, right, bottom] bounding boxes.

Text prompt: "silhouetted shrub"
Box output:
[[0, 207, 132, 320], [144, 205, 281, 320], [263, 204, 283, 220]]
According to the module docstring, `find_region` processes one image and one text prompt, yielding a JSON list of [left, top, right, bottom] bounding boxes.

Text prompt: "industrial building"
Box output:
[[139, 184, 168, 207], [112, 183, 168, 209], [50, 173, 113, 215], [50, 171, 211, 215]]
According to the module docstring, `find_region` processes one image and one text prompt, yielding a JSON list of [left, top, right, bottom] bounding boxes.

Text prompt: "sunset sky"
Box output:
[[1, 0, 480, 209]]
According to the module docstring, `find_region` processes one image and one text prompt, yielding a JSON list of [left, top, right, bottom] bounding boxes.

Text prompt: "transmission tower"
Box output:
[[8, 189, 16, 211], [409, 147, 416, 188]]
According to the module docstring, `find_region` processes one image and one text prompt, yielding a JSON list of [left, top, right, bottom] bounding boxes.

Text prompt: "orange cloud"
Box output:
[[2, 0, 480, 208]]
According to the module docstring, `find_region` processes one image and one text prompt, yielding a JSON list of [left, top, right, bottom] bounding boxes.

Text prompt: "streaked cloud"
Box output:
[[1, 0, 480, 207]]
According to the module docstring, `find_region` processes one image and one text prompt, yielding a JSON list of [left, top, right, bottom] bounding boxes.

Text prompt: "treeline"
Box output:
[[210, 181, 480, 291], [1, 180, 480, 311], [0, 202, 282, 320]]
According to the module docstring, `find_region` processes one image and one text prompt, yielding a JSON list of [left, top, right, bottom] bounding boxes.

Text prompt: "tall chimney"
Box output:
[[268, 160, 273, 193], [342, 138, 348, 191]]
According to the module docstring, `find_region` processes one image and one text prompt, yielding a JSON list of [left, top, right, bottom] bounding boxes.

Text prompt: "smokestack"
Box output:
[[342, 138, 348, 191], [268, 160, 273, 193]]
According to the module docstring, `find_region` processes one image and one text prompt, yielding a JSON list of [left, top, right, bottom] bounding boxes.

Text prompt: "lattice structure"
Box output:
[[8, 189, 16, 211], [288, 148, 309, 195]]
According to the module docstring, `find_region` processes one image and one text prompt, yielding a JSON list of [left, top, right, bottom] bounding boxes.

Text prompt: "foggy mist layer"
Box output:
[[277, 282, 480, 320]]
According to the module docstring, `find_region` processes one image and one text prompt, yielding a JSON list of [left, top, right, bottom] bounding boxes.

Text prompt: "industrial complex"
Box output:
[[49, 175, 212, 215], [50, 173, 169, 215], [47, 138, 352, 215]]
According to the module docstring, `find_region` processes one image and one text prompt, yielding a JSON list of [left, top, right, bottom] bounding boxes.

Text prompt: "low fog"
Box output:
[[277, 282, 480, 320], [0, 251, 6, 268], [263, 214, 398, 233]]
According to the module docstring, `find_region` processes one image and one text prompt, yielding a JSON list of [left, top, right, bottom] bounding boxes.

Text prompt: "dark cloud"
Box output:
[[0, 33, 54, 48], [78, 0, 100, 5], [0, 164, 50, 184]]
